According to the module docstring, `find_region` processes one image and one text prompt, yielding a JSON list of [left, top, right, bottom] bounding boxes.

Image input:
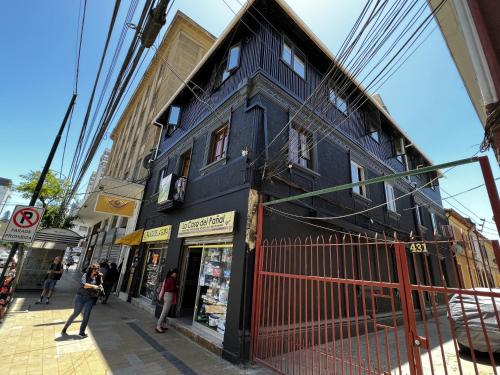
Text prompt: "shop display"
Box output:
[[140, 244, 166, 301], [194, 246, 232, 335]]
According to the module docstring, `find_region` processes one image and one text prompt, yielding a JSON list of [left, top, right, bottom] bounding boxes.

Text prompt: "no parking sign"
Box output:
[[2, 205, 45, 243]]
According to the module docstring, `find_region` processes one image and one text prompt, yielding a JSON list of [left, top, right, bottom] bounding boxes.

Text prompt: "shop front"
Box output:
[[176, 211, 235, 340], [134, 225, 172, 312]]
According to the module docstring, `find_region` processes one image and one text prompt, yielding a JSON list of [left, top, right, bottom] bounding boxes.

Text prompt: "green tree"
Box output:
[[15, 170, 76, 229]]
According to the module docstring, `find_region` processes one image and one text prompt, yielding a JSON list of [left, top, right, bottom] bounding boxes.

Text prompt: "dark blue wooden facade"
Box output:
[[131, 0, 450, 364]]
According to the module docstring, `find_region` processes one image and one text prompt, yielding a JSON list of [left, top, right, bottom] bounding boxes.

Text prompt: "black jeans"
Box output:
[[63, 294, 96, 334], [103, 282, 114, 301]]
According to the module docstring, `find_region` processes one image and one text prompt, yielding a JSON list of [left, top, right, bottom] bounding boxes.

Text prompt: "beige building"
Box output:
[[445, 208, 500, 288], [77, 12, 215, 288]]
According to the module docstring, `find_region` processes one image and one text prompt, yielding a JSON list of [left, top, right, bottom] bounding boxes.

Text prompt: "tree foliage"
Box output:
[[15, 170, 76, 229]]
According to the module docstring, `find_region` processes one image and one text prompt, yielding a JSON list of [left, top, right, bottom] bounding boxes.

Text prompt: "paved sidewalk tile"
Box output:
[[0, 271, 273, 375]]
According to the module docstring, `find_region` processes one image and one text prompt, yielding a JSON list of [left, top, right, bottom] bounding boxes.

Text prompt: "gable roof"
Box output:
[[153, 0, 436, 167]]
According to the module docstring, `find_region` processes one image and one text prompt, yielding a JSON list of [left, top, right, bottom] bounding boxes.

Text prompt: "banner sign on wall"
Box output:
[[142, 225, 172, 243], [178, 211, 235, 238], [94, 193, 136, 217]]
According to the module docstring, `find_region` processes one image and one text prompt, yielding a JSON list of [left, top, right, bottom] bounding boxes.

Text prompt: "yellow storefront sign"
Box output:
[[94, 193, 136, 217], [142, 225, 172, 243], [178, 211, 235, 238]]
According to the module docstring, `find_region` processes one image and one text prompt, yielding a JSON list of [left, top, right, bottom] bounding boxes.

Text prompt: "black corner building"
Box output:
[[122, 0, 451, 364]]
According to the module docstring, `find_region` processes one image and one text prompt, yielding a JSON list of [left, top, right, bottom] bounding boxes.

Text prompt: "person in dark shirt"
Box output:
[[36, 256, 63, 305], [101, 263, 120, 304]]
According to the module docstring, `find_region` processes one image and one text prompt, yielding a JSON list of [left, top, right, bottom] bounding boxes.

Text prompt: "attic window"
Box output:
[[393, 136, 405, 162], [222, 44, 241, 82], [329, 88, 348, 115], [281, 39, 306, 79], [366, 112, 381, 142], [165, 106, 181, 137]]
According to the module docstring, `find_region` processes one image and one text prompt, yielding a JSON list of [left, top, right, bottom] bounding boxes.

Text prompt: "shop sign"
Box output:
[[143, 225, 172, 243], [178, 211, 235, 238], [95, 193, 136, 217]]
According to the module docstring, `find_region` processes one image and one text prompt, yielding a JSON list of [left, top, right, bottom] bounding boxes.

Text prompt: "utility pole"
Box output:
[[0, 94, 77, 285]]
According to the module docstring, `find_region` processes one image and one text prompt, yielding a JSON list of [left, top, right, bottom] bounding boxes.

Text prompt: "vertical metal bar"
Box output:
[[275, 239, 283, 371], [394, 241, 420, 375], [360, 236, 373, 375], [330, 237, 338, 375], [287, 239, 292, 375], [292, 239, 298, 375], [478, 156, 500, 236], [344, 238, 353, 375], [351, 237, 362, 375], [299, 240, 303, 374], [251, 202, 264, 359], [309, 238, 315, 375], [323, 238, 330, 375], [365, 236, 382, 374], [316, 237, 323, 375], [337, 238, 345, 375]]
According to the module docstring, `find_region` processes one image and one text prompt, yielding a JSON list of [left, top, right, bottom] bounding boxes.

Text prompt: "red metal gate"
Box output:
[[250, 228, 500, 374]]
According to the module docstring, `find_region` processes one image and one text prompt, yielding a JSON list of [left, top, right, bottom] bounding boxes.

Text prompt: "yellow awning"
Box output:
[[115, 229, 144, 246]]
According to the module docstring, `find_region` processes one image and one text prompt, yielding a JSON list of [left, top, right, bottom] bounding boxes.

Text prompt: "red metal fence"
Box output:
[[250, 233, 500, 375]]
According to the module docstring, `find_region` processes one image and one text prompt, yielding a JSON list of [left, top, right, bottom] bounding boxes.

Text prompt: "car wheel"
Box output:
[[458, 343, 471, 356]]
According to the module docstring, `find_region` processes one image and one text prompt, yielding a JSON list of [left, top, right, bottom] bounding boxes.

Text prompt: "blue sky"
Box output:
[[0, 0, 498, 238]]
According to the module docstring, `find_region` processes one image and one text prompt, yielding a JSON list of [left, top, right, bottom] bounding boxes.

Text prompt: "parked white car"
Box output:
[[449, 288, 500, 353]]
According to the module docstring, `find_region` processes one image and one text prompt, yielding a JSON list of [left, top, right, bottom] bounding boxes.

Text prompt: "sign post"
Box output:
[[2, 205, 45, 243]]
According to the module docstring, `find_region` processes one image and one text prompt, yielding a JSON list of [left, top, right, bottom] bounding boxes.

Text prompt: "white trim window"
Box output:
[[430, 212, 438, 234], [329, 87, 348, 115], [222, 44, 241, 82], [289, 125, 312, 168], [282, 39, 306, 79], [415, 204, 423, 226], [384, 183, 397, 212], [351, 161, 366, 197]]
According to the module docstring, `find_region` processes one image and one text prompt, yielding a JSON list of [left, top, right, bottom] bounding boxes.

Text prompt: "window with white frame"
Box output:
[[289, 125, 312, 168], [385, 183, 397, 212], [165, 106, 181, 137], [351, 161, 366, 197], [430, 212, 437, 234], [222, 44, 241, 82], [282, 39, 306, 79], [329, 87, 348, 115]]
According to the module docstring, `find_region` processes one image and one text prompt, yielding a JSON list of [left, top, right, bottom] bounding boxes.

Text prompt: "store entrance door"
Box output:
[[178, 247, 202, 318]]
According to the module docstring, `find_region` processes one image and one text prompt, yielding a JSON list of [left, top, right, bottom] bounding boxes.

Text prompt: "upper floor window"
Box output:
[[180, 150, 192, 178], [209, 124, 229, 163], [157, 167, 168, 192], [366, 112, 381, 142], [430, 212, 437, 234], [165, 106, 181, 137], [351, 161, 367, 197], [384, 183, 397, 212], [329, 88, 348, 115], [393, 136, 405, 162], [415, 204, 426, 227], [289, 125, 312, 168], [222, 44, 241, 82], [282, 40, 306, 79]]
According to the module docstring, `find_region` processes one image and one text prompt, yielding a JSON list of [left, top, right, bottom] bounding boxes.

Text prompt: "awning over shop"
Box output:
[[115, 229, 143, 246]]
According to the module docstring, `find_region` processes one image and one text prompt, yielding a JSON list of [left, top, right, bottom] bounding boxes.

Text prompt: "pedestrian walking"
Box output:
[[36, 256, 64, 305], [61, 263, 103, 338], [65, 256, 74, 270], [102, 262, 120, 304], [99, 260, 109, 277], [156, 268, 178, 333]]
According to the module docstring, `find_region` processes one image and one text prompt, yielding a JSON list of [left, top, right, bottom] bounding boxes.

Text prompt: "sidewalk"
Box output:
[[0, 270, 272, 375]]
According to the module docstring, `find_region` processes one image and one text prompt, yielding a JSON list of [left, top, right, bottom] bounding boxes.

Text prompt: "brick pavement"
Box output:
[[0, 270, 272, 375]]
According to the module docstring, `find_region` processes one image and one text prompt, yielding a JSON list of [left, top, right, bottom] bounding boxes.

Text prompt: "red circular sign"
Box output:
[[13, 208, 41, 228]]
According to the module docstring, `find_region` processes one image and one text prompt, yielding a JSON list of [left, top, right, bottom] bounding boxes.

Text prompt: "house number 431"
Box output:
[[409, 243, 428, 253]]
